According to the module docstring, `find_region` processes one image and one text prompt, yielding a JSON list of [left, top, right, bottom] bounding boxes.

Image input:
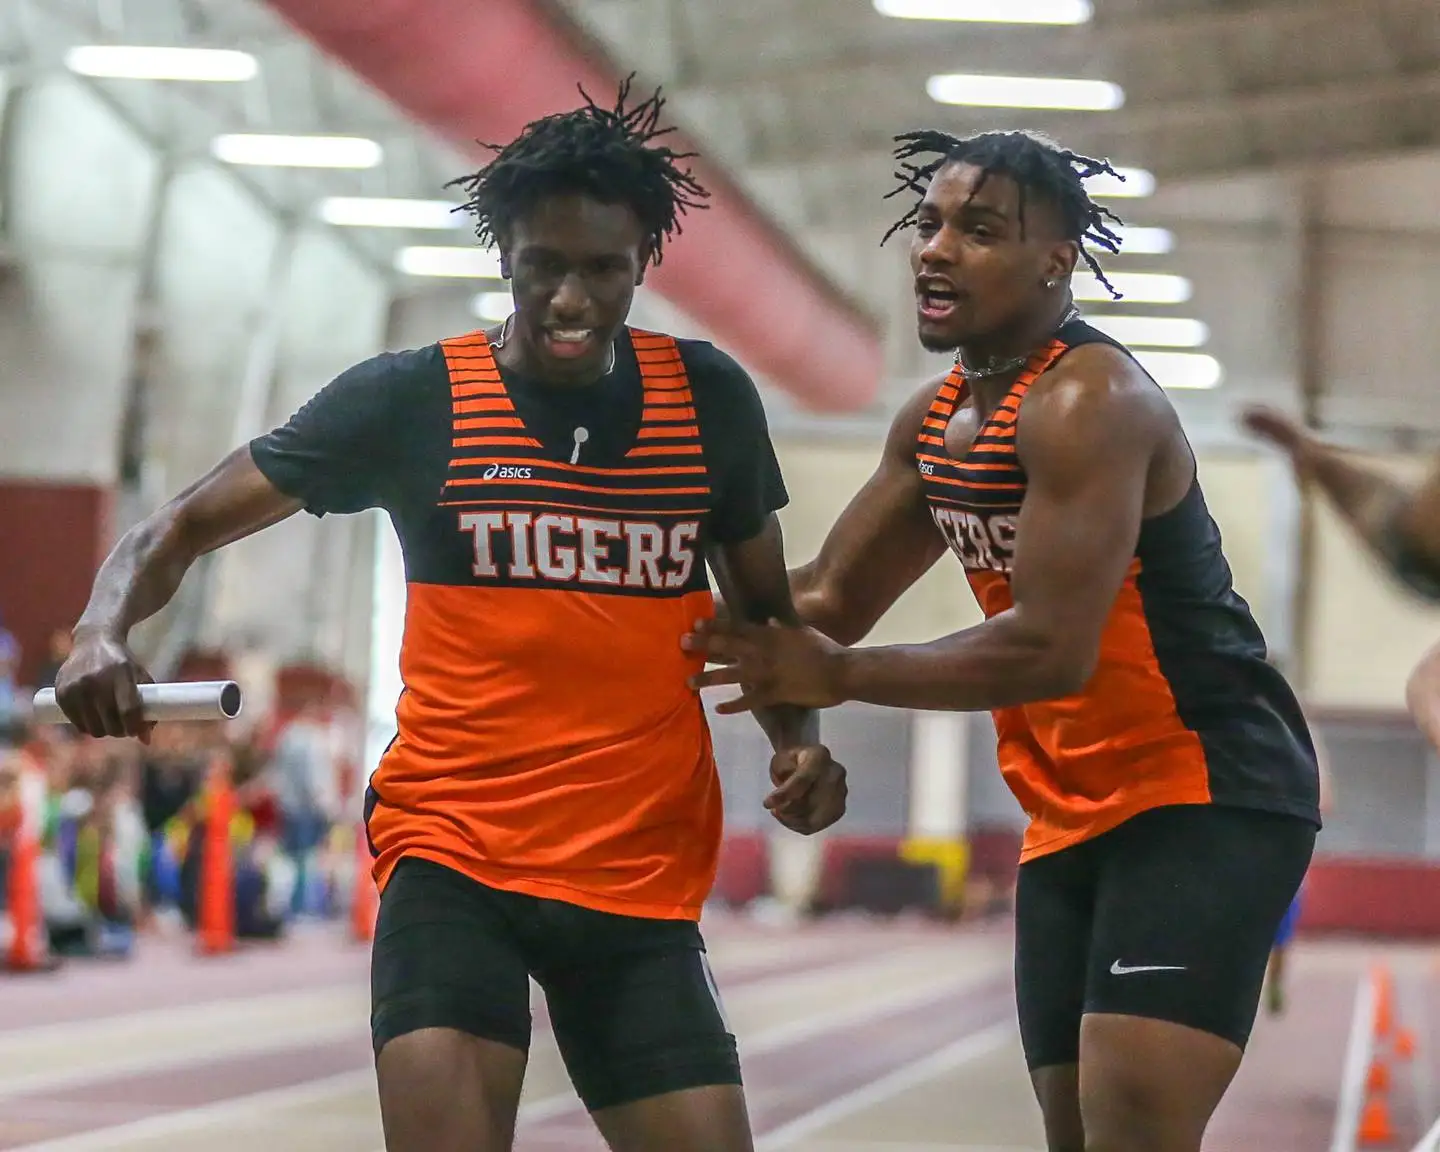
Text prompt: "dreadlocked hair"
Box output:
[[446, 74, 709, 267], [881, 129, 1126, 299]]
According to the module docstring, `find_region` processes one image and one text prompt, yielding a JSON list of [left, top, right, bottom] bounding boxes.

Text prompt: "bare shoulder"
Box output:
[[1019, 342, 1177, 451]]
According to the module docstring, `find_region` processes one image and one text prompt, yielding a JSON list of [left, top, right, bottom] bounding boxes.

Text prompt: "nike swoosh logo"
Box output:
[[1110, 960, 1187, 976]]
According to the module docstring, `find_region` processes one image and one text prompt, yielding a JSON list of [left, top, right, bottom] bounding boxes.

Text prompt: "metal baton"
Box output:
[[30, 681, 243, 726]]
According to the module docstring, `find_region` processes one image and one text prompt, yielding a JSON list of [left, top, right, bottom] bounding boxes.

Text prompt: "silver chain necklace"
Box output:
[[954, 305, 1081, 379], [492, 313, 617, 376]]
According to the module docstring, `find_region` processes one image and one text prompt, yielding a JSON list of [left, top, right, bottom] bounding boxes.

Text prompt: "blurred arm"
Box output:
[[1245, 406, 1440, 598], [1406, 640, 1440, 755]]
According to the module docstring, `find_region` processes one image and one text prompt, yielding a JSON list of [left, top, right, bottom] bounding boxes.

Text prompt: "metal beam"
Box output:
[[260, 0, 884, 412], [1290, 176, 1324, 694], [676, 0, 1418, 95], [738, 66, 1440, 175], [73, 77, 389, 277]]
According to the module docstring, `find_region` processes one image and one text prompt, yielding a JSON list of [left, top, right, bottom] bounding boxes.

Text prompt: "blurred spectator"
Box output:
[[0, 614, 18, 728], [269, 697, 343, 917], [140, 723, 206, 916], [0, 649, 363, 971], [32, 630, 73, 691]]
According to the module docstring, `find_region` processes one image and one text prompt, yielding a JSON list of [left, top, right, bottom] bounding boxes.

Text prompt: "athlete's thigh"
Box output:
[[371, 857, 533, 1152], [591, 1085, 753, 1152], [1079, 803, 1316, 1148], [1014, 843, 1099, 1152], [535, 908, 746, 1147]]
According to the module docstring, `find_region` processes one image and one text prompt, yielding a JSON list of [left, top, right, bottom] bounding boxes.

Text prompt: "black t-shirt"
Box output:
[[249, 331, 788, 546]]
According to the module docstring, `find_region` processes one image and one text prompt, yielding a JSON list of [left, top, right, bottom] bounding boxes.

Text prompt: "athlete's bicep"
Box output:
[[174, 448, 306, 558], [798, 382, 948, 642], [1007, 369, 1162, 683]]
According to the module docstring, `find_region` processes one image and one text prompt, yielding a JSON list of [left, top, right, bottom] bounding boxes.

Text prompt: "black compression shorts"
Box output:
[[370, 857, 740, 1112], [1014, 802, 1315, 1070]]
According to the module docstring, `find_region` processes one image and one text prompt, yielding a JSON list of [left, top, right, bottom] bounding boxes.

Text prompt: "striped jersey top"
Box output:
[[251, 327, 789, 920], [915, 319, 1320, 861]]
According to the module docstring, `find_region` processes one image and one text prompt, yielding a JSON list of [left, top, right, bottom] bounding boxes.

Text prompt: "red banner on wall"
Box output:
[[0, 481, 111, 688]]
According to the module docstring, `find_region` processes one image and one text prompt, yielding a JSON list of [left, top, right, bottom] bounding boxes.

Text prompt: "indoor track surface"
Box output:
[[0, 912, 1430, 1151]]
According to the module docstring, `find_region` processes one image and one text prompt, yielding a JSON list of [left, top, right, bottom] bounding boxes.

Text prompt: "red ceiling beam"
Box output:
[[262, 0, 883, 412]]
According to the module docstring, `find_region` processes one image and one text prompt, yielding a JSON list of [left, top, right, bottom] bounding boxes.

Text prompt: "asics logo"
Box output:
[[482, 463, 532, 481]]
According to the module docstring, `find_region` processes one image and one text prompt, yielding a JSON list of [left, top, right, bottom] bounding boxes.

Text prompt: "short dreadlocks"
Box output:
[[446, 75, 709, 267], [882, 129, 1125, 298]]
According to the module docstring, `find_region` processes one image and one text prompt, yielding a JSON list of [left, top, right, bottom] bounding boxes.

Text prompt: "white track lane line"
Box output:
[[1330, 970, 1379, 1152], [754, 1022, 1013, 1150], [510, 966, 1009, 1134], [8, 1070, 377, 1152], [1409, 1112, 1440, 1152]]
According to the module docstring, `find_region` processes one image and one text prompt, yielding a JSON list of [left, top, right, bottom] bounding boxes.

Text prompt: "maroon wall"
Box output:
[[1301, 857, 1440, 938], [711, 829, 1440, 939], [0, 481, 111, 686]]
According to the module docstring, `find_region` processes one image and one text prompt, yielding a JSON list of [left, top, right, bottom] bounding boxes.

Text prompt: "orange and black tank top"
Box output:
[[361, 329, 740, 920], [916, 319, 1321, 862]]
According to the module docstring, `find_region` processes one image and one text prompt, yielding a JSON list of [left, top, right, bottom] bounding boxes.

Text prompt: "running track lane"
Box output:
[[0, 917, 925, 1036], [516, 975, 1016, 1149], [0, 960, 1010, 1147]]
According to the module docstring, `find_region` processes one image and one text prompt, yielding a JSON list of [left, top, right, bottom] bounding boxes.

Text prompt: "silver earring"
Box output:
[[1045, 279, 1057, 289]]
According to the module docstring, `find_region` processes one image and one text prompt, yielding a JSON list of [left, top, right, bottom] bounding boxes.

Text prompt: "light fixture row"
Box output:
[[63, 35, 1215, 390]]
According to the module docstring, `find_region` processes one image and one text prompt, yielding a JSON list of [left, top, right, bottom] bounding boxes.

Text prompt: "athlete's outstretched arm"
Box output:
[[686, 349, 1169, 713], [55, 350, 412, 741], [1244, 405, 1440, 599], [789, 380, 949, 645], [1407, 640, 1440, 755], [56, 450, 303, 739], [708, 522, 847, 834]]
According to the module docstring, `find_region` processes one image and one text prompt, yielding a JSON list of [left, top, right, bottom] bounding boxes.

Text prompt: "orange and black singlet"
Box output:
[[250, 328, 789, 920], [917, 319, 1320, 863]]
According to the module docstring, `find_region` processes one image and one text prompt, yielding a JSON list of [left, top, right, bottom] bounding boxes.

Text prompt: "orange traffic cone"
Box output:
[[195, 755, 236, 956], [350, 823, 377, 944], [1357, 1096, 1396, 1147], [1394, 1028, 1417, 1060], [1366, 1058, 1391, 1094], [1373, 966, 1396, 1039], [5, 819, 48, 972]]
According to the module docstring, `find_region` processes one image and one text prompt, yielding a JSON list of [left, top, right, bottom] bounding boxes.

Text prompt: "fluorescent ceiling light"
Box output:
[[211, 134, 382, 169], [396, 247, 503, 279], [1133, 351, 1224, 390], [318, 197, 465, 229], [65, 46, 257, 82], [874, 0, 1091, 23], [1085, 315, 1209, 348], [927, 73, 1123, 111], [1112, 225, 1174, 255], [1088, 167, 1156, 198], [471, 292, 512, 323], [1072, 271, 1191, 304]]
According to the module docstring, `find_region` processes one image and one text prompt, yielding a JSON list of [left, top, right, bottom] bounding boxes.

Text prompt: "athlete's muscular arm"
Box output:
[[55, 349, 422, 742], [790, 380, 949, 645], [56, 452, 302, 740], [1406, 640, 1440, 755], [708, 521, 818, 748], [1245, 406, 1440, 599], [708, 521, 848, 834], [687, 349, 1170, 713], [685, 341, 847, 832]]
